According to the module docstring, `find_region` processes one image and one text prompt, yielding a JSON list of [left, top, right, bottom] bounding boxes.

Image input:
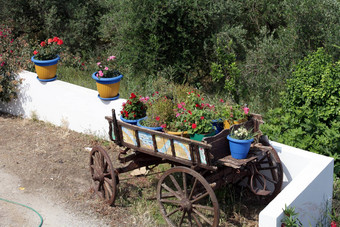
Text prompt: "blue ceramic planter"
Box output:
[[120, 115, 146, 125], [212, 119, 224, 134], [227, 135, 254, 159], [31, 55, 60, 66], [137, 118, 163, 131]]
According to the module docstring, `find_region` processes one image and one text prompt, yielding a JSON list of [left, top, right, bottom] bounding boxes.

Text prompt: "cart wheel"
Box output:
[[247, 148, 283, 202], [90, 145, 118, 206], [157, 166, 219, 227]]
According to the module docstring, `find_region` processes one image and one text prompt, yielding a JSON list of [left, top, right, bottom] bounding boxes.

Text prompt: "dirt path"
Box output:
[[0, 112, 136, 227]]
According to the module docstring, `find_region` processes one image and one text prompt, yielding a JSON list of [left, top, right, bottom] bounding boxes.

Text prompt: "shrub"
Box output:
[[261, 48, 340, 175], [0, 26, 28, 103]]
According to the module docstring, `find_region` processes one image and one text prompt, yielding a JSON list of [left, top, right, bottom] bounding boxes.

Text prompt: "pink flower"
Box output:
[[1, 62, 5, 67], [104, 67, 109, 70], [108, 56, 116, 61], [155, 116, 160, 121], [161, 124, 166, 128], [331, 221, 337, 227], [98, 70, 104, 77], [243, 107, 249, 115], [200, 116, 204, 120], [97, 62, 101, 66], [219, 99, 224, 103], [176, 113, 180, 118], [177, 103, 182, 108]]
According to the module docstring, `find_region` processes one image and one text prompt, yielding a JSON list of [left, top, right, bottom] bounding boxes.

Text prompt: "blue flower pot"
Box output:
[[227, 135, 254, 159], [137, 118, 163, 131], [120, 115, 146, 125], [212, 119, 224, 134]]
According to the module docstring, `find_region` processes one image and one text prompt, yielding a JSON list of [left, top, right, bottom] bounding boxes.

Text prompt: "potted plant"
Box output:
[[92, 55, 123, 100], [223, 104, 250, 129], [227, 126, 254, 159], [137, 93, 172, 131], [31, 36, 64, 81], [184, 91, 216, 141], [165, 103, 190, 137], [120, 92, 147, 125]]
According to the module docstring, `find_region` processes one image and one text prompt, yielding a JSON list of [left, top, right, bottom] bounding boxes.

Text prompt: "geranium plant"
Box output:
[[33, 37, 64, 60], [95, 55, 121, 79], [231, 104, 250, 122], [229, 126, 255, 140], [120, 92, 147, 120], [139, 93, 174, 129]]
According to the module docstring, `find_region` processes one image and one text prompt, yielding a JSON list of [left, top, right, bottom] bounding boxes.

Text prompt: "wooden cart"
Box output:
[[89, 109, 283, 227]]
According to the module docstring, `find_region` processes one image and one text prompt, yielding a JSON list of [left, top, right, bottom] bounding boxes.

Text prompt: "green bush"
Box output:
[[100, 0, 230, 83], [261, 48, 340, 175]]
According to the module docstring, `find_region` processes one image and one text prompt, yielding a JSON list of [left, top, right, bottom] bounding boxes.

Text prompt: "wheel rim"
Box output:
[[90, 146, 117, 205], [248, 148, 283, 202], [157, 166, 219, 227]]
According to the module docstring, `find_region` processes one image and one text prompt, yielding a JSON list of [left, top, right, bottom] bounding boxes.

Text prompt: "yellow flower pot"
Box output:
[[165, 130, 189, 138], [92, 72, 123, 100], [31, 55, 60, 81]]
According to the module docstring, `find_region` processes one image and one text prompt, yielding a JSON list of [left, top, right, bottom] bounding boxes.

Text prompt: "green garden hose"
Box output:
[[0, 197, 43, 227]]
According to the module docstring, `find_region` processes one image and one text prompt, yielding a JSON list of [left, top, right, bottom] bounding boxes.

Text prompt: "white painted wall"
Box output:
[[0, 70, 335, 226], [259, 142, 334, 226], [0, 70, 126, 139]]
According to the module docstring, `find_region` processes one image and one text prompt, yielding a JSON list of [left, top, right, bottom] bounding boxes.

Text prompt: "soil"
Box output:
[[0, 112, 262, 227], [0, 112, 136, 227]]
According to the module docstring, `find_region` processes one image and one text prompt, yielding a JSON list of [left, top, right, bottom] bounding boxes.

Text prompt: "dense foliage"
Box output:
[[1, 0, 338, 111], [261, 49, 340, 175]]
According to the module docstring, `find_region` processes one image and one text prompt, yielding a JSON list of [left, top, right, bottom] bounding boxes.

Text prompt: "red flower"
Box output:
[[188, 110, 192, 115], [331, 221, 337, 227], [195, 104, 199, 108], [161, 124, 166, 128], [130, 93, 136, 99], [40, 41, 46, 47], [120, 111, 123, 114], [57, 39, 63, 45], [200, 116, 204, 120], [197, 94, 200, 97], [125, 113, 128, 118], [192, 123, 197, 129], [48, 38, 53, 44], [201, 98, 204, 101], [52, 36, 59, 42], [33, 50, 38, 55], [155, 116, 160, 121], [219, 99, 224, 103]]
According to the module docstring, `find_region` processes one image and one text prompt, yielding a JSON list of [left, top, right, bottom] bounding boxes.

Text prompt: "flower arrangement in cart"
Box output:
[[31, 36, 64, 81], [120, 89, 253, 142]]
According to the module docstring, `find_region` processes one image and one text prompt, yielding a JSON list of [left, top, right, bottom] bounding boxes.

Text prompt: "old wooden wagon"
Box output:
[[89, 109, 283, 226]]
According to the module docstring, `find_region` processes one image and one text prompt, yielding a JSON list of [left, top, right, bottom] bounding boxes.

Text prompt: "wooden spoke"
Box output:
[[192, 204, 215, 211], [182, 172, 187, 198], [179, 210, 186, 227], [192, 213, 203, 227], [170, 175, 183, 194], [193, 208, 213, 226], [166, 207, 181, 217], [159, 199, 182, 206], [161, 183, 182, 200], [188, 178, 198, 200], [191, 192, 209, 204]]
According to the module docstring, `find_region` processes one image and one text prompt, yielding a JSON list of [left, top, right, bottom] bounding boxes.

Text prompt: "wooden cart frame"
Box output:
[[89, 109, 283, 226]]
